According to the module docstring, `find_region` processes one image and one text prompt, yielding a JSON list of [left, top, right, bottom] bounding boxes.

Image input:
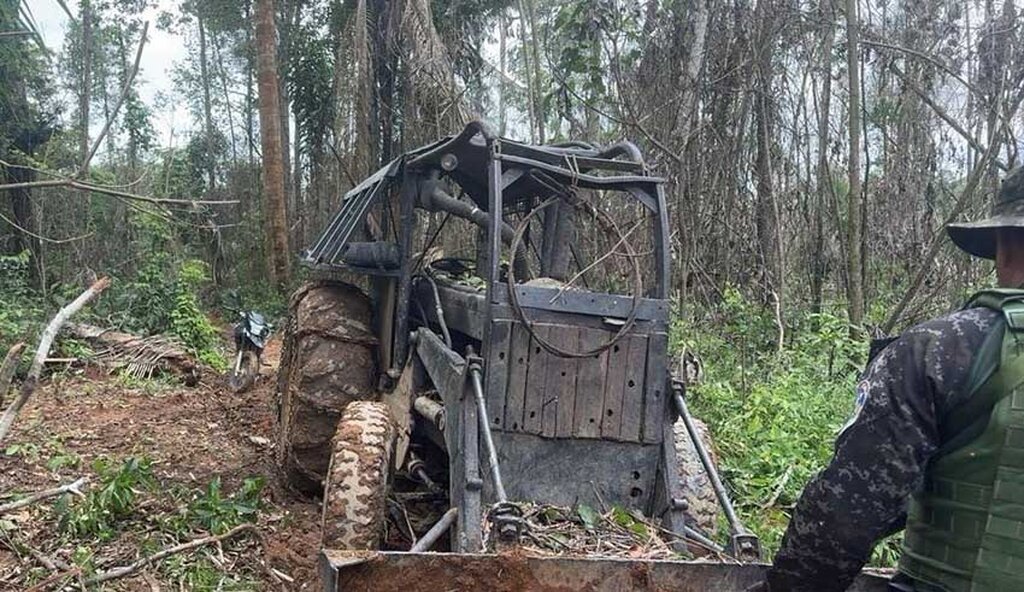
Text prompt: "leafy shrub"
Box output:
[[0, 251, 42, 353], [170, 259, 225, 370], [57, 457, 154, 540], [675, 288, 867, 560], [186, 476, 264, 534], [161, 476, 264, 537], [94, 255, 226, 371]]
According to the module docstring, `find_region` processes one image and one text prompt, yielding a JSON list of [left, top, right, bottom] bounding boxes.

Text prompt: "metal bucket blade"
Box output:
[[320, 550, 890, 592]]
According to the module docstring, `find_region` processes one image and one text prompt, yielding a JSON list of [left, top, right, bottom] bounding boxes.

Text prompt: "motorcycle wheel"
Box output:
[[229, 349, 258, 393]]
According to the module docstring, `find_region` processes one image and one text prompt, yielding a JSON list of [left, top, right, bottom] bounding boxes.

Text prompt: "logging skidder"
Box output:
[[275, 122, 887, 591]]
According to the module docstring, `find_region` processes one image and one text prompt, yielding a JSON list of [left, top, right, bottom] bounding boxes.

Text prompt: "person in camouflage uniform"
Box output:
[[756, 167, 1024, 592]]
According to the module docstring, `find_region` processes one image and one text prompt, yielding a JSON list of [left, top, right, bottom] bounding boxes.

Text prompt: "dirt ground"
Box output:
[[0, 336, 325, 590]]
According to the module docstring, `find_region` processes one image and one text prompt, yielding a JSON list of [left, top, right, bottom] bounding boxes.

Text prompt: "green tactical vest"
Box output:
[[899, 289, 1024, 592]]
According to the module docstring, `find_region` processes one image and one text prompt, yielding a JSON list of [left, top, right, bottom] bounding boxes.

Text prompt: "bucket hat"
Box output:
[[948, 167, 1024, 259]]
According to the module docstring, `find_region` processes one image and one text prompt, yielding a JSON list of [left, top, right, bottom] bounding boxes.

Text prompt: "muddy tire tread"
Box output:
[[673, 417, 720, 536], [321, 401, 394, 550]]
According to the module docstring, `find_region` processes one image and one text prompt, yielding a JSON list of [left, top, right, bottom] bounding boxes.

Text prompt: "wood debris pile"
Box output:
[[65, 322, 198, 383], [491, 503, 682, 560]]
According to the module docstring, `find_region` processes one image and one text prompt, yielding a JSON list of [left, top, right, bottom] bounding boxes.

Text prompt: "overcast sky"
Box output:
[[27, 0, 190, 147]]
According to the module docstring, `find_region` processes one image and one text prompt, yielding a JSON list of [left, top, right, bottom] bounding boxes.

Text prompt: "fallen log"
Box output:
[[65, 322, 199, 383], [0, 277, 110, 444]]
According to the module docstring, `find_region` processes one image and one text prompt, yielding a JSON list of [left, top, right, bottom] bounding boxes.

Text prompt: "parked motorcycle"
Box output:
[[229, 309, 271, 393]]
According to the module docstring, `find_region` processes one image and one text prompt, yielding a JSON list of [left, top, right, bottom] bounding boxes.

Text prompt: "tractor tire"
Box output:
[[277, 282, 378, 494], [673, 416, 720, 537], [321, 401, 395, 550]]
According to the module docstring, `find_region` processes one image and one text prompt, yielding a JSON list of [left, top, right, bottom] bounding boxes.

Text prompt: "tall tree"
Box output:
[[79, 0, 93, 168], [197, 12, 216, 191], [844, 0, 863, 328], [0, 0, 52, 286], [256, 0, 291, 286], [752, 0, 783, 313], [810, 0, 836, 316]]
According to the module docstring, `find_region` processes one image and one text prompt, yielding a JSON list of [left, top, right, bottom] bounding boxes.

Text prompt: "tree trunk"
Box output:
[[516, 0, 537, 143], [671, 0, 709, 300], [79, 0, 93, 169], [844, 0, 864, 328], [753, 0, 781, 314], [278, 0, 296, 228], [7, 167, 40, 270], [498, 10, 507, 136], [212, 33, 238, 163], [293, 115, 303, 241], [117, 30, 138, 172], [523, 0, 544, 143], [198, 15, 216, 191], [246, 0, 256, 170], [4, 48, 42, 284], [256, 0, 292, 287], [811, 0, 835, 316]]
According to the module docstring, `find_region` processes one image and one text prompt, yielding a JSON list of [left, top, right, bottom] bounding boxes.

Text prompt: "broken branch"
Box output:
[[0, 277, 111, 443], [886, 62, 1009, 172], [0, 477, 88, 514], [0, 175, 239, 206], [82, 523, 258, 585]]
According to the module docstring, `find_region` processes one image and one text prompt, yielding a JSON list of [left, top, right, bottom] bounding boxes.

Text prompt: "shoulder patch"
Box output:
[[839, 379, 870, 437]]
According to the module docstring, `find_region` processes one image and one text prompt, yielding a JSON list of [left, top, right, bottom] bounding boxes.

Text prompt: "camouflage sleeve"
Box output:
[[765, 307, 1000, 592]]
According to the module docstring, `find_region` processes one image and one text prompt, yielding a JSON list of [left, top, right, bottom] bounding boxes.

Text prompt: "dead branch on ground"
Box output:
[[24, 567, 82, 592], [82, 524, 258, 586], [25, 546, 72, 572], [0, 277, 111, 444], [0, 477, 89, 515]]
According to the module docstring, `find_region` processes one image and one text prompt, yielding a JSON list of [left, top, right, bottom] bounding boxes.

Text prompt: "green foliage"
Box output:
[[45, 461, 263, 587], [576, 504, 600, 530], [69, 545, 97, 577], [56, 337, 94, 360], [160, 553, 260, 590], [185, 476, 264, 535], [676, 287, 868, 560], [170, 259, 226, 370], [0, 250, 42, 352], [5, 441, 41, 461], [57, 457, 154, 540], [284, 18, 335, 163], [4, 437, 79, 472], [96, 245, 226, 370]]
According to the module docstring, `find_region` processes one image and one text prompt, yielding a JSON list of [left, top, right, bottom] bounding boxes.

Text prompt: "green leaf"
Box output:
[[577, 504, 600, 529], [610, 506, 634, 528]]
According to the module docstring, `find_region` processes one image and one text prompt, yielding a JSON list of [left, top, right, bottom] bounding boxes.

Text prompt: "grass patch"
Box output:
[[675, 287, 876, 560]]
